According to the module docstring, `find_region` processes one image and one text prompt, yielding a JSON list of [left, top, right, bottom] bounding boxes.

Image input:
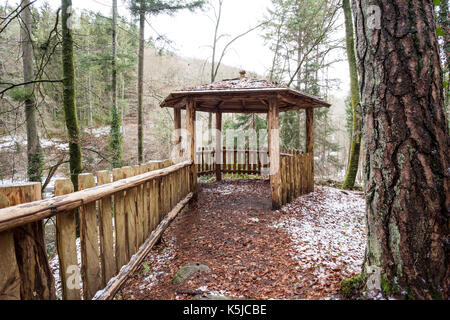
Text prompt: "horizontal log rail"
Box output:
[[0, 160, 192, 233], [94, 192, 194, 300], [195, 147, 305, 177], [0, 160, 195, 300]]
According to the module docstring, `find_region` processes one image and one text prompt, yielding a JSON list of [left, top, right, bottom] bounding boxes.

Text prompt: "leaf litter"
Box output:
[[116, 180, 366, 300]]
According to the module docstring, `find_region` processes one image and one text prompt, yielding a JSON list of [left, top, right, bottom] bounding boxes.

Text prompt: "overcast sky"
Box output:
[[3, 0, 350, 97]]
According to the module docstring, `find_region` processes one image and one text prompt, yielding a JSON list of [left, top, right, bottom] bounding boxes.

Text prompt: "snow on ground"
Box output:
[[138, 243, 176, 293], [194, 285, 235, 298], [0, 126, 108, 161], [272, 187, 366, 286], [49, 238, 83, 300], [0, 134, 68, 151], [203, 183, 253, 195], [83, 127, 109, 138]]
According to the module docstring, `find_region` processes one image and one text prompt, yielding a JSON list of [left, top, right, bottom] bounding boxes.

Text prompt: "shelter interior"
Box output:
[[161, 71, 331, 209]]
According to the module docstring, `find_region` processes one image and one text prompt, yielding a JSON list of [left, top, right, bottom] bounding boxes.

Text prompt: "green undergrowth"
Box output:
[[340, 274, 366, 298]]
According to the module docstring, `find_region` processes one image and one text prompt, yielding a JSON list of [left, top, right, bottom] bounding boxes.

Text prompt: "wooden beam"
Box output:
[[258, 98, 268, 106], [268, 97, 282, 210], [173, 97, 187, 109], [0, 161, 192, 233], [93, 192, 194, 300], [215, 101, 224, 111], [215, 112, 222, 182]]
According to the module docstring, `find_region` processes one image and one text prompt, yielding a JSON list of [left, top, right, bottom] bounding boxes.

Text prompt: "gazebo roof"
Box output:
[[160, 72, 331, 113]]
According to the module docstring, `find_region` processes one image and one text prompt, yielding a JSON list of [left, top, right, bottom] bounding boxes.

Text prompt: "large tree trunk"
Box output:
[[20, 0, 43, 184], [109, 0, 122, 168], [341, 0, 362, 190], [137, 5, 145, 164], [437, 0, 449, 107], [352, 0, 449, 299], [62, 0, 82, 191]]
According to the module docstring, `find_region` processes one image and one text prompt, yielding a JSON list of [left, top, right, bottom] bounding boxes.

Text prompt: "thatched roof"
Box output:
[[160, 72, 331, 113]]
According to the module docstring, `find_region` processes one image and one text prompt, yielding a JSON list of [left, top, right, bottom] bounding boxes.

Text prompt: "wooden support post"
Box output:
[[174, 108, 182, 159], [0, 183, 56, 300], [268, 97, 282, 209], [306, 108, 314, 192], [186, 98, 197, 196], [215, 112, 222, 181]]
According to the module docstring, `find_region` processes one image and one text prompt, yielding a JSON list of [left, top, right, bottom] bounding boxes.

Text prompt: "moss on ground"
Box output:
[[340, 274, 366, 298]]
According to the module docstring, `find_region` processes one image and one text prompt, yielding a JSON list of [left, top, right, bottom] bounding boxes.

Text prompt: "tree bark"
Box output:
[[137, 4, 145, 164], [20, 0, 43, 184], [62, 0, 82, 191], [342, 0, 362, 190], [352, 0, 449, 299], [109, 0, 122, 168]]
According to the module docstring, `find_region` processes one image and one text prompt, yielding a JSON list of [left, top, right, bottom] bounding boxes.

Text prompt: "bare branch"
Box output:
[[0, 79, 63, 97]]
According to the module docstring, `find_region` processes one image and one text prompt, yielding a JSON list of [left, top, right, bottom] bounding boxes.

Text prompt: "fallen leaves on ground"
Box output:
[[115, 180, 366, 300]]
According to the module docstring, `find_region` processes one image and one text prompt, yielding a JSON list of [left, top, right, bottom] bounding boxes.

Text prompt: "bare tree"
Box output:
[[20, 0, 43, 183], [206, 0, 266, 136]]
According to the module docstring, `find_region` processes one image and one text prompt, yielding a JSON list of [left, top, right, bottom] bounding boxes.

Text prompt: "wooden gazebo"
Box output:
[[160, 71, 331, 209]]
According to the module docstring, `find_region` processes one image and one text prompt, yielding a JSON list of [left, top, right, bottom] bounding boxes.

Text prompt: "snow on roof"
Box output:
[[182, 77, 280, 91], [160, 71, 331, 111]]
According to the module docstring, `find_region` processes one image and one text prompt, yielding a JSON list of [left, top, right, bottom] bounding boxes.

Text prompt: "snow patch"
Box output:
[[272, 187, 366, 283]]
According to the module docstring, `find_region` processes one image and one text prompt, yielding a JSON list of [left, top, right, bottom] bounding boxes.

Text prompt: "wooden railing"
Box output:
[[0, 159, 195, 300], [196, 147, 270, 176], [280, 150, 314, 205]]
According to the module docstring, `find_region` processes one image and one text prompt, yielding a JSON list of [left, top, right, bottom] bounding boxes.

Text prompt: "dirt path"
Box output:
[[115, 180, 366, 300]]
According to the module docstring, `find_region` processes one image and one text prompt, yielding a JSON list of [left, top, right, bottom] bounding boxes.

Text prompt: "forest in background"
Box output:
[[0, 0, 448, 301], [0, 0, 354, 192]]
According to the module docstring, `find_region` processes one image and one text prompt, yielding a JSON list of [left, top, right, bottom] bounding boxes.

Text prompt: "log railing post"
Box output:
[[112, 167, 128, 272], [54, 179, 81, 300], [223, 146, 227, 176], [0, 183, 56, 300], [78, 174, 102, 300], [0, 193, 21, 300]]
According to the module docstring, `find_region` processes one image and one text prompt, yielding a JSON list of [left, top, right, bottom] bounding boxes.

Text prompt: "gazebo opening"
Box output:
[[160, 71, 331, 209]]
